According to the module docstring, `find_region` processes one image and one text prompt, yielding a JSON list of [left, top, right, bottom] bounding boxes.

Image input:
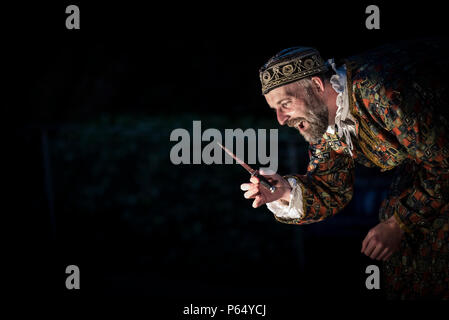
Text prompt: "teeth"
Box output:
[[293, 120, 305, 129]]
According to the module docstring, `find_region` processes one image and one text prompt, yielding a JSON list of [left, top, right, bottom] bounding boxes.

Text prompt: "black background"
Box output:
[[6, 0, 449, 315]]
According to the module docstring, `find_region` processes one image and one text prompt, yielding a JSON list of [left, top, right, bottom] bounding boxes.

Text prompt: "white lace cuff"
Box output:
[[266, 177, 305, 220], [328, 58, 357, 156]]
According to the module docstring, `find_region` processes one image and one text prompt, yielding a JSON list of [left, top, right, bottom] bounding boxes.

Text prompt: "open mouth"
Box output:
[[295, 120, 306, 130]]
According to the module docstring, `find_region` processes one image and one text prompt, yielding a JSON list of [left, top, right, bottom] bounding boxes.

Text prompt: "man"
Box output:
[[241, 39, 449, 299]]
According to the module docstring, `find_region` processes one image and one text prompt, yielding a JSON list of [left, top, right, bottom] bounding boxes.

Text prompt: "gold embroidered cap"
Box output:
[[259, 47, 328, 94]]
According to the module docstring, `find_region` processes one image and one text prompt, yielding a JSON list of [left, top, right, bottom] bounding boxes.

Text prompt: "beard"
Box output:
[[286, 91, 329, 144]]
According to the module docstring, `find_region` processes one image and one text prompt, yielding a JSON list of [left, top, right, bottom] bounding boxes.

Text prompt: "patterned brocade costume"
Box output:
[[272, 39, 449, 299]]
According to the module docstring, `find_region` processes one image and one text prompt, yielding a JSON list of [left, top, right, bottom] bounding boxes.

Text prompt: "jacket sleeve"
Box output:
[[267, 133, 355, 225]]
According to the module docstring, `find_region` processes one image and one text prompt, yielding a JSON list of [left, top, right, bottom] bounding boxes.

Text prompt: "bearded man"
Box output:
[[241, 39, 449, 299]]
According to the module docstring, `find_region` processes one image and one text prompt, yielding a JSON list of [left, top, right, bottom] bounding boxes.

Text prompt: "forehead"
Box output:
[[264, 84, 297, 105]]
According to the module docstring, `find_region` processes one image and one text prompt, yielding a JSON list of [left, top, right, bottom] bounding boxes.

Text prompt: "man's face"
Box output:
[[265, 81, 329, 144]]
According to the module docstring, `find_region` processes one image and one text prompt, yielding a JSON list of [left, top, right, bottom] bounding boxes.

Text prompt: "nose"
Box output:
[[276, 109, 289, 126]]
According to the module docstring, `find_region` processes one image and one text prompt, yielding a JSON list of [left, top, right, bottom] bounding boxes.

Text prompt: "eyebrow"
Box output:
[[275, 98, 290, 106], [269, 98, 289, 109]]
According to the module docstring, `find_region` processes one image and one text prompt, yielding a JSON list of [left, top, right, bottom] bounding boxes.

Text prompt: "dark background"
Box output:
[[6, 0, 448, 313]]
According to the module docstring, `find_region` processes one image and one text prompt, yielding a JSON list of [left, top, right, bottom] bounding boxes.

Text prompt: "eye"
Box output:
[[281, 102, 290, 109]]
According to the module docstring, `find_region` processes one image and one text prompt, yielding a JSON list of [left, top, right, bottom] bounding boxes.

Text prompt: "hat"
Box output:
[[259, 46, 328, 94]]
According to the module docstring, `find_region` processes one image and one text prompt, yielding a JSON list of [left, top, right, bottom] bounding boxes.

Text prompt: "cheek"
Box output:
[[290, 100, 308, 116]]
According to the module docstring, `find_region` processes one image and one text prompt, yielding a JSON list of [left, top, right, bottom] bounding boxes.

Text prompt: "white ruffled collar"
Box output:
[[326, 58, 357, 156]]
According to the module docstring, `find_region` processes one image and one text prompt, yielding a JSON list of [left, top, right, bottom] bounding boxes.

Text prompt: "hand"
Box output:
[[240, 171, 292, 208], [361, 215, 404, 261]]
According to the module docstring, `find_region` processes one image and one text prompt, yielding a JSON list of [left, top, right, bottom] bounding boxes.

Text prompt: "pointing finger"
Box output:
[[250, 176, 260, 184]]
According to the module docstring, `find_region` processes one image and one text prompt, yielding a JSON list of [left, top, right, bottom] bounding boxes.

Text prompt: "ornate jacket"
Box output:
[[273, 39, 449, 237]]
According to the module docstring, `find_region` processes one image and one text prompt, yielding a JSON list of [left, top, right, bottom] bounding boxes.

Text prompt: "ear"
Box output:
[[311, 76, 325, 93]]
